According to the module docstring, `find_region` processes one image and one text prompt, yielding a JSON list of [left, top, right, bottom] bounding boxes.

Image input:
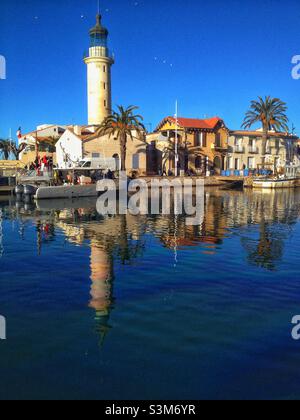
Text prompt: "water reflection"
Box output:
[[1, 189, 300, 345]]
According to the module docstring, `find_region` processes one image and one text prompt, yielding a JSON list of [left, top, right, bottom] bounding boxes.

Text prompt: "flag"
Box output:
[[16, 127, 22, 139]]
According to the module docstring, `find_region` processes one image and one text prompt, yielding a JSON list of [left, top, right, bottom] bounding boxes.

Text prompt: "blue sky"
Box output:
[[0, 0, 300, 139]]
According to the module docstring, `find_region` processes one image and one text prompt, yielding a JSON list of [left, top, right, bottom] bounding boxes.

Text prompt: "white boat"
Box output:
[[252, 165, 300, 189], [35, 184, 97, 200], [252, 178, 298, 189]]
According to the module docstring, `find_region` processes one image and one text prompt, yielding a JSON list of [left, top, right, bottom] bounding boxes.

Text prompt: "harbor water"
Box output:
[[1, 189, 300, 400]]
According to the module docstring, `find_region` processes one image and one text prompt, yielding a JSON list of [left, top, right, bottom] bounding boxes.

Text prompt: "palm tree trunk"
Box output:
[[262, 127, 268, 161], [35, 131, 39, 160], [120, 133, 127, 172]]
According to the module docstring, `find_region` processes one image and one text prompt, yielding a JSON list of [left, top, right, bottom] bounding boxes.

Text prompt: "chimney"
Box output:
[[74, 125, 82, 136]]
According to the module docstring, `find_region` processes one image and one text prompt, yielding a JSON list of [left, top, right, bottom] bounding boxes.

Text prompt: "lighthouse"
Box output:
[[84, 14, 114, 126]]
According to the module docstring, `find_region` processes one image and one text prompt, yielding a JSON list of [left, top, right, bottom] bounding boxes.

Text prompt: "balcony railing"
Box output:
[[234, 145, 245, 153], [248, 146, 259, 154], [215, 143, 228, 151]]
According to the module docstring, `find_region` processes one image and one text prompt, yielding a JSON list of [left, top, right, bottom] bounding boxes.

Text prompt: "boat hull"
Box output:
[[35, 184, 97, 200], [252, 178, 298, 189]]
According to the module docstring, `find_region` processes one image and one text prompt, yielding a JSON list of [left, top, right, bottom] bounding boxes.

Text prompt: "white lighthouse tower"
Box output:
[[84, 13, 114, 126]]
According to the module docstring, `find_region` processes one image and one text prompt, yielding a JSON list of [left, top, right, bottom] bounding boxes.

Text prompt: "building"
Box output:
[[227, 130, 299, 172], [55, 126, 96, 168], [149, 116, 229, 175], [56, 125, 148, 175], [19, 124, 66, 166], [84, 14, 114, 125]]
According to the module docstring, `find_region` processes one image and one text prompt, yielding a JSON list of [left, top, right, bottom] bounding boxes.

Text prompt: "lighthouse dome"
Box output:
[[89, 14, 109, 48]]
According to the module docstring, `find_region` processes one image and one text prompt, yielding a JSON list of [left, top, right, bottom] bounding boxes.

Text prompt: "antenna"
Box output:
[[97, 0, 100, 14]]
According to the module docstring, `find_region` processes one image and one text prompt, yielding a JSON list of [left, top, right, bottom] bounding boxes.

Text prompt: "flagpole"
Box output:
[[9, 128, 12, 160], [175, 100, 179, 177]]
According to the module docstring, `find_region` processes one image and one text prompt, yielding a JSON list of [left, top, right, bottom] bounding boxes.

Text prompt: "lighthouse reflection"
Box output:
[[89, 241, 114, 346]]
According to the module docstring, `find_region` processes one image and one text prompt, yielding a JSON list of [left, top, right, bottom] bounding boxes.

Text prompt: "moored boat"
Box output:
[[252, 177, 298, 189], [252, 165, 300, 189]]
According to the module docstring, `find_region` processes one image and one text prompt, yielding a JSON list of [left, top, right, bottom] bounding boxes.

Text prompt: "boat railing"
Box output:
[[16, 168, 54, 184], [285, 165, 299, 179]]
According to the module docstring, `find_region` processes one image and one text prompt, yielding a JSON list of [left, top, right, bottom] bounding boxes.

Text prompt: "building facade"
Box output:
[[150, 116, 229, 175], [19, 124, 66, 166], [56, 126, 147, 175], [227, 130, 299, 172]]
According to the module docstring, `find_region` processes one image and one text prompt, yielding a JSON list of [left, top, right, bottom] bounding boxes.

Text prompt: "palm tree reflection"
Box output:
[[241, 221, 285, 271]]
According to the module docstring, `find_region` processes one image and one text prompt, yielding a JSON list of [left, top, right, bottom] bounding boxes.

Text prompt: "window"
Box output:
[[195, 156, 202, 169], [104, 100, 107, 107], [92, 153, 100, 158], [103, 66, 106, 73], [104, 82, 106, 90], [248, 157, 255, 169], [194, 132, 200, 147], [235, 158, 240, 170], [215, 133, 221, 148], [132, 154, 140, 170], [113, 154, 120, 171], [202, 133, 207, 148]]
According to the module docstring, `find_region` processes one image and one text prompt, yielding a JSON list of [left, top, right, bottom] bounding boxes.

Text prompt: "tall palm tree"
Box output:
[[97, 105, 146, 171], [0, 139, 11, 160], [242, 96, 289, 154]]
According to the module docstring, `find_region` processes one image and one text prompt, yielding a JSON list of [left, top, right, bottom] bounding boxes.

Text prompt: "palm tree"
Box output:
[[0, 139, 11, 160], [97, 105, 146, 171], [242, 96, 289, 155]]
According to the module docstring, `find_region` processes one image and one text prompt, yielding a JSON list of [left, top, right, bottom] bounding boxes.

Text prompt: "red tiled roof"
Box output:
[[156, 116, 224, 131]]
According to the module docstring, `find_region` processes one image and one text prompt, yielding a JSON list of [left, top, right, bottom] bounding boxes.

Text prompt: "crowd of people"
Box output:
[[53, 169, 117, 186], [24, 155, 54, 175]]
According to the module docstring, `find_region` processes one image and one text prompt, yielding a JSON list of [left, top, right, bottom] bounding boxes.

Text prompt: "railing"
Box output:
[[248, 146, 259, 154], [234, 146, 245, 153], [214, 143, 228, 151], [83, 48, 114, 60]]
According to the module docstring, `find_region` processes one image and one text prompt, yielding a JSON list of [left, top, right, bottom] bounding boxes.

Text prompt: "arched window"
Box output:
[[113, 154, 120, 171], [132, 153, 140, 170], [195, 156, 202, 169]]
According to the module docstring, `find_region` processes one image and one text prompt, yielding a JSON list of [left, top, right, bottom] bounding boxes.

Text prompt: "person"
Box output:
[[107, 169, 113, 180], [42, 155, 48, 174], [48, 156, 53, 171]]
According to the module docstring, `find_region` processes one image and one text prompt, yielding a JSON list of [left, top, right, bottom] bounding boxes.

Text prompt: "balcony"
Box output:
[[248, 146, 259, 154], [83, 47, 114, 60], [234, 145, 245, 153], [214, 143, 228, 152]]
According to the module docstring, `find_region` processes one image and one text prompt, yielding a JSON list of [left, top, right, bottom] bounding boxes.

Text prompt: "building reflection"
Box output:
[[2, 189, 300, 343]]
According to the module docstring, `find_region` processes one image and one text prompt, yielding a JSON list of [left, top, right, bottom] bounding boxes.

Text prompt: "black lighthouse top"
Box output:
[[89, 14, 109, 48]]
